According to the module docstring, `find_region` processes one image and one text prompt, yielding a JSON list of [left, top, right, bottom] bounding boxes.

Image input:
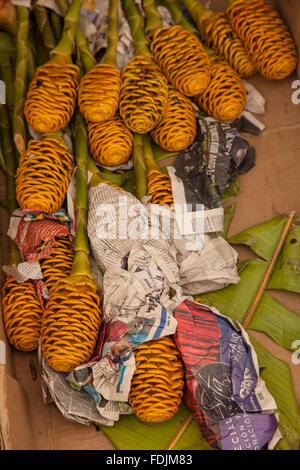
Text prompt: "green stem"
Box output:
[[56, 0, 96, 73], [71, 108, 92, 278], [0, 31, 16, 66], [0, 66, 18, 216], [87, 157, 124, 188], [143, 0, 164, 38], [122, 0, 152, 56], [103, 0, 119, 66], [179, 0, 215, 26], [76, 26, 97, 73], [143, 134, 160, 173], [0, 102, 18, 215], [133, 133, 147, 200], [50, 0, 82, 64], [55, 0, 69, 17], [160, 0, 198, 34], [13, 5, 29, 156], [49, 9, 63, 43], [32, 0, 57, 51], [27, 27, 37, 83]]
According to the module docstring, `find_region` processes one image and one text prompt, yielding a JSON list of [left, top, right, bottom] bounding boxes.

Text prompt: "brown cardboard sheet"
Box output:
[[0, 0, 300, 451]]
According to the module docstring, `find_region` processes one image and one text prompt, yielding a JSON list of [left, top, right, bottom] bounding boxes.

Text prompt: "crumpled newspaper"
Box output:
[[2, 208, 73, 308], [41, 181, 239, 426], [173, 299, 282, 450], [41, 237, 183, 425]]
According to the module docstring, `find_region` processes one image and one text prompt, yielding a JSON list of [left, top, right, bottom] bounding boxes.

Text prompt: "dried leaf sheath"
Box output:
[[24, 0, 81, 134], [41, 110, 102, 373], [227, 0, 297, 80]]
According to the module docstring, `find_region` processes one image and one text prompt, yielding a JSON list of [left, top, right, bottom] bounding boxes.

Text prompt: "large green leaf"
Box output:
[[268, 223, 300, 294], [152, 141, 178, 163], [228, 214, 289, 261], [200, 258, 300, 350], [101, 402, 215, 451]]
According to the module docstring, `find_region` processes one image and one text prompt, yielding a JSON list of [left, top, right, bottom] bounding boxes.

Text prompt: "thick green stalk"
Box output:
[[0, 102, 17, 215], [103, 0, 119, 65], [76, 26, 97, 73], [50, 0, 82, 64], [71, 108, 92, 278], [160, 0, 198, 34], [56, 0, 96, 72], [49, 9, 63, 43], [133, 133, 147, 200], [27, 22, 37, 83], [179, 0, 215, 26], [143, 134, 160, 173], [143, 0, 164, 38], [13, 5, 29, 156], [0, 66, 18, 216], [55, 0, 69, 17], [122, 0, 152, 56], [32, 0, 57, 51]]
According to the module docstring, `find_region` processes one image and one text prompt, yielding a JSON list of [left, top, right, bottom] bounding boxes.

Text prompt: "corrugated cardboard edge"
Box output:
[[0, 367, 35, 450]]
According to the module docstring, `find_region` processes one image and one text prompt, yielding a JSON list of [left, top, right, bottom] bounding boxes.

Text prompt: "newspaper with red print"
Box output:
[[173, 299, 282, 450]]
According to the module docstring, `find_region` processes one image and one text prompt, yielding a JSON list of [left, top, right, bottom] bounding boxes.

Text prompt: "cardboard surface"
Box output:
[[0, 0, 300, 451]]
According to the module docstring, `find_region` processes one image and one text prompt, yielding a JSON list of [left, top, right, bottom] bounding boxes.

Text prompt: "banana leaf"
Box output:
[[101, 402, 215, 451], [152, 141, 178, 163]]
